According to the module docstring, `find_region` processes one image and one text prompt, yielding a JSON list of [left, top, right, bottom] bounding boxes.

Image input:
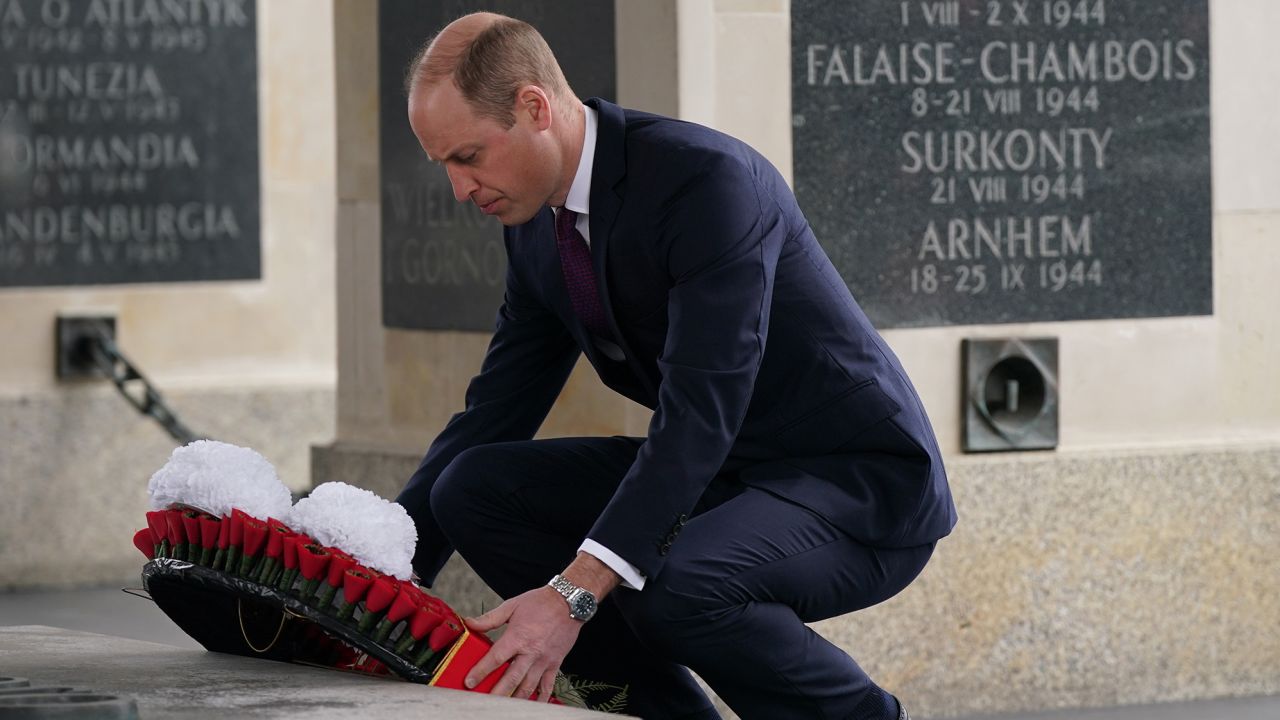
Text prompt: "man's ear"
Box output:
[[515, 85, 554, 131]]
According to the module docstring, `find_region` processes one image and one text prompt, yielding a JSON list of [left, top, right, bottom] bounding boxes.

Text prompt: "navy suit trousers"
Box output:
[[430, 435, 933, 720]]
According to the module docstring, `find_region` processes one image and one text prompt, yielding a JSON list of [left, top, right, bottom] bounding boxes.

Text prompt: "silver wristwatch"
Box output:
[[548, 574, 598, 622]]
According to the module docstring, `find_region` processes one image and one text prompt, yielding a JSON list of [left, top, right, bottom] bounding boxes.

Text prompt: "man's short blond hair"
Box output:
[[404, 15, 573, 128]]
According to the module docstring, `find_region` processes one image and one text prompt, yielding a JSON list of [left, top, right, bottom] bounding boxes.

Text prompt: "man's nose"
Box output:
[[445, 165, 478, 203]]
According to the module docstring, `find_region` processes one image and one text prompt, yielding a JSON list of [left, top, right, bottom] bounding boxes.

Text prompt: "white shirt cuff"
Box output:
[[579, 539, 646, 591]]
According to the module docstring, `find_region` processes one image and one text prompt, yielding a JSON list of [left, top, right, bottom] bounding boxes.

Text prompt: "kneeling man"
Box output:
[[396, 12, 956, 720]]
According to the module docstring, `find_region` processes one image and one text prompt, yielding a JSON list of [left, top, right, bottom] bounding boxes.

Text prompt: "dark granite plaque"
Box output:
[[792, 0, 1211, 327], [380, 0, 616, 331], [0, 0, 260, 287]]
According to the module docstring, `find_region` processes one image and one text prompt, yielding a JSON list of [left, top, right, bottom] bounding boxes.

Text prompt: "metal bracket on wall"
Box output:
[[962, 337, 1059, 453], [55, 314, 205, 445]]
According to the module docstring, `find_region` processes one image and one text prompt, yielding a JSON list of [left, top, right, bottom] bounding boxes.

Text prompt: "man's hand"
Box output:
[[463, 552, 623, 700], [464, 585, 582, 700]]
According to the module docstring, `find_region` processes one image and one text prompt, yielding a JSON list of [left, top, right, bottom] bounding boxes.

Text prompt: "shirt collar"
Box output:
[[563, 104, 597, 216]]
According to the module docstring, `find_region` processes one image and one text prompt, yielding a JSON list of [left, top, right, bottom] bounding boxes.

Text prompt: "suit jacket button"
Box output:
[[659, 543, 671, 555], [665, 532, 677, 543], [677, 514, 688, 524]]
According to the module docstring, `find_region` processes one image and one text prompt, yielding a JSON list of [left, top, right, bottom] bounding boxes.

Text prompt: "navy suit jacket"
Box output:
[[398, 98, 956, 585]]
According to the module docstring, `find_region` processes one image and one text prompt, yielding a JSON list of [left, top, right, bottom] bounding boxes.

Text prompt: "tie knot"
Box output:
[[555, 207, 578, 239]]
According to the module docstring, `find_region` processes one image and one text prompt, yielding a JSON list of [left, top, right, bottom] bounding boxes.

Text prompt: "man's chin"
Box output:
[[498, 208, 539, 227]]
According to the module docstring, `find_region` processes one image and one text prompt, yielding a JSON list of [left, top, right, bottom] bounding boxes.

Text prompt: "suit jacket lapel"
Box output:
[[585, 98, 657, 401], [585, 97, 624, 318]]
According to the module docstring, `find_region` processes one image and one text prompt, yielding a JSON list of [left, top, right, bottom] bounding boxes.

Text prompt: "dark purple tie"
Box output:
[[555, 208, 610, 338]]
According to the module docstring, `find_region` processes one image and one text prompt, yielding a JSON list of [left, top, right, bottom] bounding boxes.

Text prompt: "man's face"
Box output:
[[408, 80, 556, 226]]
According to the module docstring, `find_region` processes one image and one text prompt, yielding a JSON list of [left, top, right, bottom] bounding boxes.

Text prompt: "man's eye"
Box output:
[[460, 153, 477, 164]]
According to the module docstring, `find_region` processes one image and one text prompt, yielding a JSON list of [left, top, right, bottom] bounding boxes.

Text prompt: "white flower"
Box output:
[[289, 482, 417, 580], [147, 440, 293, 520]]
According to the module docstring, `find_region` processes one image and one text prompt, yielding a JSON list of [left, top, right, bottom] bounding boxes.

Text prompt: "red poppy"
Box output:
[[325, 549, 356, 588], [230, 508, 250, 548], [410, 607, 446, 641], [312, 549, 355, 609], [355, 575, 401, 634], [412, 620, 464, 668], [241, 518, 267, 556], [422, 595, 454, 619], [145, 511, 168, 545], [274, 533, 309, 593], [342, 566, 377, 604], [402, 583, 434, 609], [181, 511, 202, 551], [164, 508, 187, 547], [297, 544, 331, 581], [385, 584, 422, 626], [282, 534, 303, 570], [198, 515, 220, 549], [364, 576, 400, 614], [392, 605, 446, 656], [216, 514, 231, 549], [335, 566, 378, 622], [132, 528, 155, 559], [265, 525, 288, 561], [427, 620, 463, 653], [372, 581, 428, 644]]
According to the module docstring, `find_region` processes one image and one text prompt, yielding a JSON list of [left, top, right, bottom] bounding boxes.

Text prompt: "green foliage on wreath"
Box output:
[[554, 672, 630, 714]]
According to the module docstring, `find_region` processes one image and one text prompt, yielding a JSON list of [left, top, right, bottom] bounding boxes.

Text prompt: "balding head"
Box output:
[[404, 12, 576, 129]]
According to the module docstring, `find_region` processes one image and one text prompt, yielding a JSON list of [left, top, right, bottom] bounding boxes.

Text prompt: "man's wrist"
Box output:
[[561, 550, 623, 600], [578, 539, 646, 590]]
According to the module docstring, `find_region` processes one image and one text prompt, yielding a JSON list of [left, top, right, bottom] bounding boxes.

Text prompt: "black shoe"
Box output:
[[897, 699, 909, 720]]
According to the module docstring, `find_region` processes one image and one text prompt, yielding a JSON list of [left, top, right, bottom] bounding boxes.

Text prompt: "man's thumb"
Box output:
[[464, 600, 513, 633]]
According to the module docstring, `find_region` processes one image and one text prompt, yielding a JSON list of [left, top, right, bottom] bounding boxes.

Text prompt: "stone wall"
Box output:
[[0, 0, 339, 589], [314, 440, 1280, 717], [2, 387, 332, 590]]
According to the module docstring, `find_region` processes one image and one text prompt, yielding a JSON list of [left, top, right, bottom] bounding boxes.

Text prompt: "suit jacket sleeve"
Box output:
[[396, 231, 580, 586], [587, 153, 788, 579]]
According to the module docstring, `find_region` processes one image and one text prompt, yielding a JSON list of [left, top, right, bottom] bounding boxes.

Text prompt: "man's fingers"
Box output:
[[514, 661, 550, 699], [489, 653, 537, 697], [461, 587, 580, 696], [535, 667, 558, 703], [464, 636, 515, 689], [464, 600, 513, 634]]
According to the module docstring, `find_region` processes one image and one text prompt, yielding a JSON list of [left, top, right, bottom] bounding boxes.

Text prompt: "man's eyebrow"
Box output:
[[431, 147, 477, 164]]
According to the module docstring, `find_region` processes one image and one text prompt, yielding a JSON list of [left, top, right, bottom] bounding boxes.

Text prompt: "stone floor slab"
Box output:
[[0, 625, 600, 719]]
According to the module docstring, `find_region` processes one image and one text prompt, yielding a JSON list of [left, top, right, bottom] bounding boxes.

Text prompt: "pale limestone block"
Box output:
[[715, 0, 786, 13], [1057, 317, 1221, 449], [677, 0, 719, 127], [1, 387, 333, 590], [1217, 211, 1280, 431], [616, 0, 680, 116], [816, 447, 1280, 717], [334, 0, 382, 203], [714, 10, 793, 182], [258, 0, 337, 187], [1210, 0, 1280, 212], [336, 199, 388, 442], [540, 360, 653, 439]]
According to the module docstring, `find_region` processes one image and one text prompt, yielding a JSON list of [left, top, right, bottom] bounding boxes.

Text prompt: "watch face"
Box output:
[[569, 591, 597, 620]]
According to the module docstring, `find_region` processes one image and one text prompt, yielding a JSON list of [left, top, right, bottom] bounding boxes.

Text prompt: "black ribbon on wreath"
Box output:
[[140, 558, 433, 683]]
